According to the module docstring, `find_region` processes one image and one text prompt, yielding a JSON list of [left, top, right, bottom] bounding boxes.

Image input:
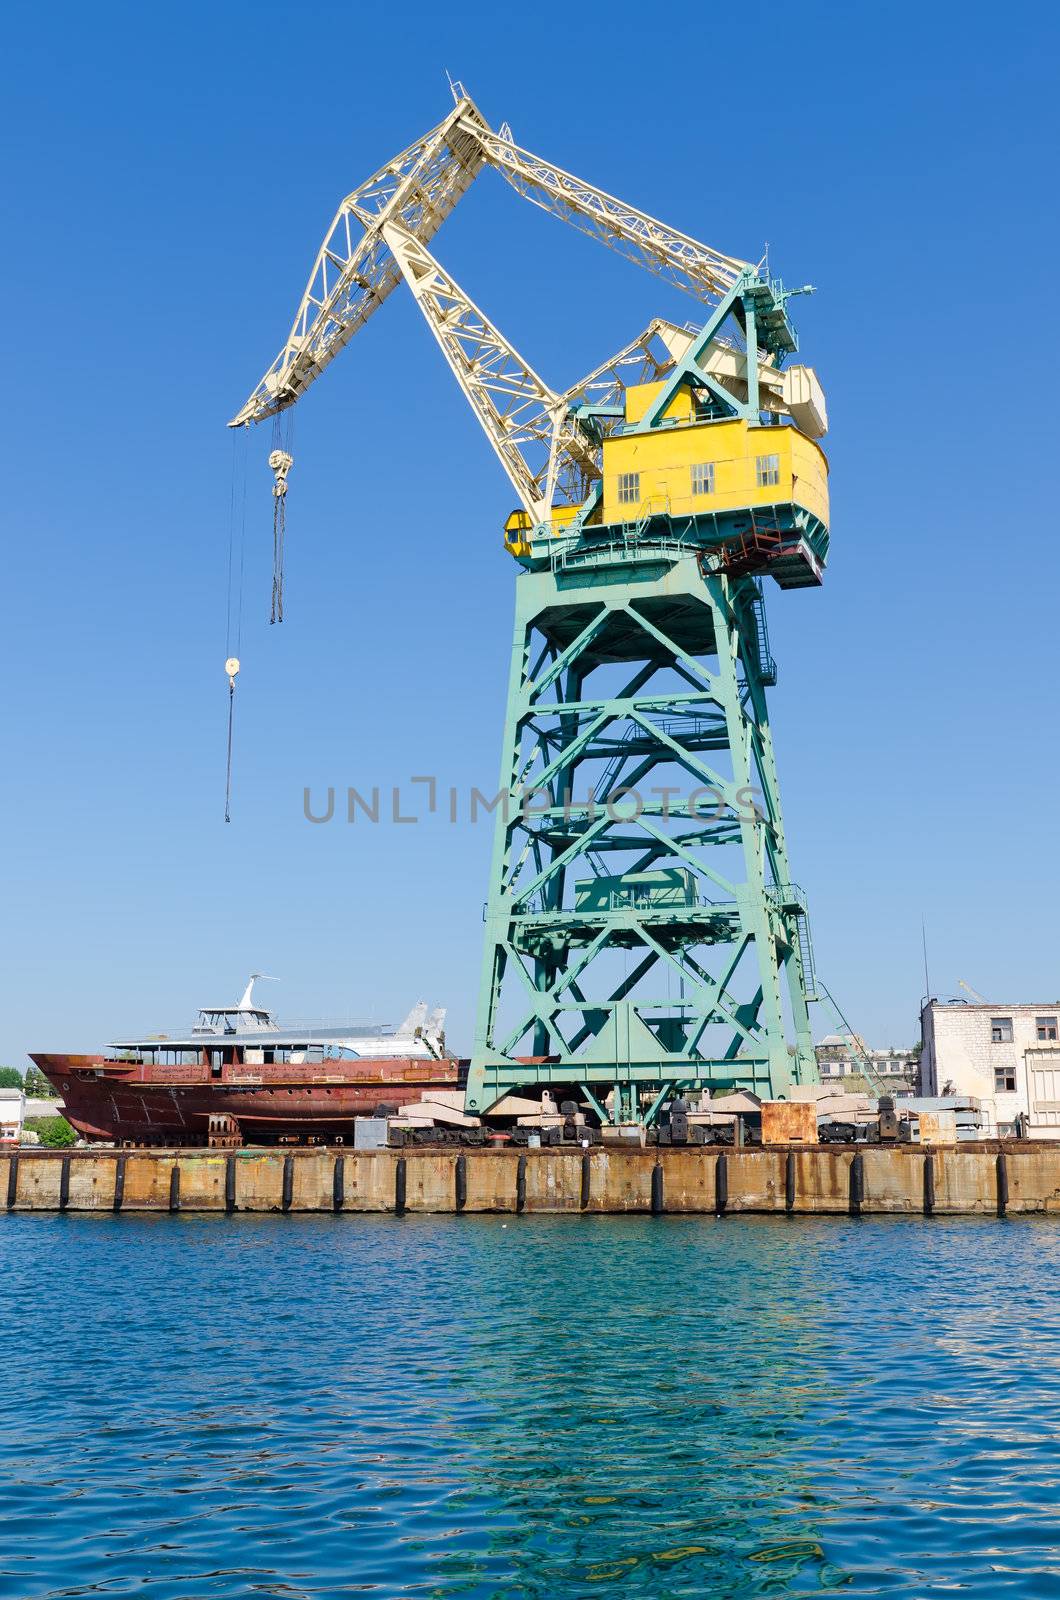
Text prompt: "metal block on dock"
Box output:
[[915, 1110, 958, 1147], [760, 1101, 818, 1145], [353, 1118, 390, 1151], [415, 1102, 480, 1128], [396, 1099, 479, 1128], [600, 1123, 646, 1148], [490, 1094, 548, 1117]]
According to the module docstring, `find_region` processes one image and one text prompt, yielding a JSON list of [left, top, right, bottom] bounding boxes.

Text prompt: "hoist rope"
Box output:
[[224, 679, 236, 825], [236, 427, 248, 654], [224, 428, 249, 656], [225, 441, 237, 659], [223, 429, 249, 823], [271, 492, 285, 624]]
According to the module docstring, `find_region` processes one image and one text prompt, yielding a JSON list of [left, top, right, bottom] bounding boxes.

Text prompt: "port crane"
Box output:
[[231, 87, 832, 1120]]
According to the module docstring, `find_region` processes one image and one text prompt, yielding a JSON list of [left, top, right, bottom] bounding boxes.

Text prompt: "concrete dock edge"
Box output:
[[4, 1144, 1060, 1215]]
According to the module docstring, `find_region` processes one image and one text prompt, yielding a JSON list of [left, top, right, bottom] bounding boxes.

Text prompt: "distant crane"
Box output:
[[229, 86, 832, 1122], [958, 979, 988, 1003], [815, 981, 890, 1100]]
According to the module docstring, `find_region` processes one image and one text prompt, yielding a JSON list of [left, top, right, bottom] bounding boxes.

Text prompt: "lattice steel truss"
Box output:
[[464, 555, 818, 1118], [382, 224, 600, 520], [230, 92, 749, 435]]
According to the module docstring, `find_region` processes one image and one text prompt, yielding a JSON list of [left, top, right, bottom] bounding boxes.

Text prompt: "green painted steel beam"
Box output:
[[467, 546, 818, 1117]]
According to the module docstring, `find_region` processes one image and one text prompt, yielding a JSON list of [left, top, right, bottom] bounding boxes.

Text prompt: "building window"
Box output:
[[617, 472, 640, 505], [1037, 1017, 1058, 1041], [755, 453, 780, 488], [691, 461, 715, 496], [994, 1065, 1017, 1093], [991, 1017, 1013, 1043]]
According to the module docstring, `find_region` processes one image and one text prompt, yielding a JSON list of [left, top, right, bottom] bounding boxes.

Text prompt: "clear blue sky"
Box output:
[[2, 0, 1057, 1066]]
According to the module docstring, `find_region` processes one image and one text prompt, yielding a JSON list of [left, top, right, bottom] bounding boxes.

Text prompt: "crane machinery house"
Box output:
[[230, 87, 832, 1126]]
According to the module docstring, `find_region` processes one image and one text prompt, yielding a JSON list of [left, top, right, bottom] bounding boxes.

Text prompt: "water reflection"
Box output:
[[415, 1217, 833, 1596], [0, 1213, 1058, 1597]]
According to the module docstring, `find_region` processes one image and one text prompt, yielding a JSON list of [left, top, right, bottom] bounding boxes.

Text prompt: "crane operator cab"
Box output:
[[504, 292, 830, 593]]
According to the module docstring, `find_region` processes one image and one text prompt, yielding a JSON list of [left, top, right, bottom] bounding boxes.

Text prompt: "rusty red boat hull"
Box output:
[[30, 1053, 466, 1145]]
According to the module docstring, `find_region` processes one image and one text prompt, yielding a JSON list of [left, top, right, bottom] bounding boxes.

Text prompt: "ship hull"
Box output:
[[30, 1054, 465, 1145]]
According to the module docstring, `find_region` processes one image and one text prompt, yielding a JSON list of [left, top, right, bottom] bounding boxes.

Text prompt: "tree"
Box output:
[[24, 1115, 77, 1148], [23, 1065, 56, 1097], [0, 1067, 23, 1089]]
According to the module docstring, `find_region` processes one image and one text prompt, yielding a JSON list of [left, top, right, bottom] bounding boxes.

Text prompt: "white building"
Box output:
[[919, 999, 1060, 1137], [815, 1036, 917, 1089], [0, 1087, 24, 1145]]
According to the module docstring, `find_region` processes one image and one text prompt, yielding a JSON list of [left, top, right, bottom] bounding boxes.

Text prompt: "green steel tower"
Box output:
[[465, 272, 829, 1119], [230, 91, 830, 1122]]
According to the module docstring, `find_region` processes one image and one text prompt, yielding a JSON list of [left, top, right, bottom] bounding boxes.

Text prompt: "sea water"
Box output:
[[3, 1212, 1060, 1598]]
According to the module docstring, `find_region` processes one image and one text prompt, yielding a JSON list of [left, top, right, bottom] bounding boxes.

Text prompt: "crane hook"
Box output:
[[268, 449, 293, 495]]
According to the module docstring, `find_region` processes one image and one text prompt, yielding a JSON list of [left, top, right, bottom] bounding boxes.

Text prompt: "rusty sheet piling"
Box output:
[[4, 1146, 1060, 1216]]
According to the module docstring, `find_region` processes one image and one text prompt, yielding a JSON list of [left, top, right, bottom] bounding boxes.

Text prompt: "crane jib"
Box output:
[[228, 93, 751, 533]]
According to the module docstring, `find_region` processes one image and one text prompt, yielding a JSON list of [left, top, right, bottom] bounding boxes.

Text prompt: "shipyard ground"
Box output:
[[4, 1143, 1060, 1216]]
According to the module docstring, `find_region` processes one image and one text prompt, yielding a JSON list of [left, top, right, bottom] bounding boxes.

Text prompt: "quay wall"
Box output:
[[4, 1144, 1060, 1217]]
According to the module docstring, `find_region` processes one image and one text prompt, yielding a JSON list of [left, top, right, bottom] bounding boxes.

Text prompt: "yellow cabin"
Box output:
[[503, 377, 829, 562], [601, 381, 829, 529]]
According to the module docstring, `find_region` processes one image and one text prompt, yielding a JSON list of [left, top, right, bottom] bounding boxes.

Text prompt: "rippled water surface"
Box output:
[[4, 1214, 1060, 1598]]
